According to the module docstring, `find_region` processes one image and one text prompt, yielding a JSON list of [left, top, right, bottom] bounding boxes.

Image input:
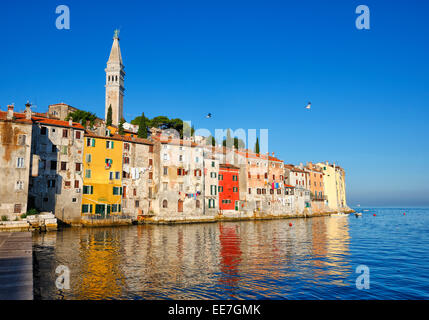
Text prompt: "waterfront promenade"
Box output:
[[0, 232, 33, 300]]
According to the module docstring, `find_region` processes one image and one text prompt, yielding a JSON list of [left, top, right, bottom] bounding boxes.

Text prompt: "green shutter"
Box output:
[[92, 139, 95, 147], [111, 141, 114, 149]]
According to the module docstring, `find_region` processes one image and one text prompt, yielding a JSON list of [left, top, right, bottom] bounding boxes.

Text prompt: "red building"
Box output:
[[218, 164, 240, 211]]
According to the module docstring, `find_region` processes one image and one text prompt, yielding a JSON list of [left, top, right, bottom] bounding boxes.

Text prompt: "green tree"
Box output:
[[233, 137, 245, 150], [65, 110, 97, 128], [118, 118, 125, 135], [137, 112, 148, 138], [106, 105, 113, 126], [254, 137, 260, 154]]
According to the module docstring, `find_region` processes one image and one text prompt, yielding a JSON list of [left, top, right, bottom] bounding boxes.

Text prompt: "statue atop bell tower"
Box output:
[[105, 29, 125, 126]]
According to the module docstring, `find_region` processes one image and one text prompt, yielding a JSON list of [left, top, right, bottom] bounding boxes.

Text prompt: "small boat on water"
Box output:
[[331, 212, 349, 217], [355, 212, 362, 217]]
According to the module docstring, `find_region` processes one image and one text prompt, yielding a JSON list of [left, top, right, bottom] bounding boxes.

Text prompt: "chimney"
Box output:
[[7, 104, 14, 120], [69, 117, 73, 127], [25, 102, 32, 120]]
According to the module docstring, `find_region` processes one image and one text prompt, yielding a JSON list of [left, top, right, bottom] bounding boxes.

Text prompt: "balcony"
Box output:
[[311, 194, 327, 201]]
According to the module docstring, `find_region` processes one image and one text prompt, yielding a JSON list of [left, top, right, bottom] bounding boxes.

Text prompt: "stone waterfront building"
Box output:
[[315, 162, 349, 211], [0, 104, 33, 219], [121, 136, 155, 220], [28, 115, 85, 224], [151, 134, 207, 220]]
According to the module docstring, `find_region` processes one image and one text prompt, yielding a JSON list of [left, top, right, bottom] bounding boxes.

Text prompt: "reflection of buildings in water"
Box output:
[[323, 217, 351, 281], [76, 229, 126, 299], [119, 224, 221, 299], [218, 223, 242, 290]]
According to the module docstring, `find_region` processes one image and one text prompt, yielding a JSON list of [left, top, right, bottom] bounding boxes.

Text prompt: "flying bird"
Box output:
[[206, 113, 212, 118], [305, 102, 311, 110]]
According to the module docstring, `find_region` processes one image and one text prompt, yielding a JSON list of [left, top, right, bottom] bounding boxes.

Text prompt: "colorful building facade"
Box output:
[[218, 164, 240, 211], [81, 133, 124, 219]]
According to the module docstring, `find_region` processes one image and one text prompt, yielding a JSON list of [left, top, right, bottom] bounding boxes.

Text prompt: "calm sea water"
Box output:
[[33, 208, 429, 300]]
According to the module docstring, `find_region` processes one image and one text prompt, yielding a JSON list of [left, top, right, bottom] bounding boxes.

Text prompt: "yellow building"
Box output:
[[81, 132, 124, 218], [316, 162, 348, 211]]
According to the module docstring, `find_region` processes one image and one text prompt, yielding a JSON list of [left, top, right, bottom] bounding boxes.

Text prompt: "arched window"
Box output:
[[162, 200, 168, 208], [196, 200, 200, 209]]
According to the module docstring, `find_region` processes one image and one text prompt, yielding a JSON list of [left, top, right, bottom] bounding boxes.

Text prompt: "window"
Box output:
[[257, 188, 261, 195], [211, 172, 217, 178], [149, 145, 154, 153], [196, 200, 200, 209], [86, 154, 92, 163], [264, 173, 268, 179], [248, 188, 251, 194], [62, 129, 68, 138], [61, 146, 67, 155], [75, 131, 81, 139], [18, 135, 26, 145], [64, 181, 71, 187], [105, 158, 113, 169], [277, 189, 281, 195], [149, 159, 153, 166], [163, 154, 168, 161], [262, 189, 266, 194], [135, 200, 139, 208], [72, 198, 77, 203], [208, 199, 215, 208], [115, 171, 120, 179], [83, 185, 93, 194], [113, 187, 122, 195], [124, 143, 130, 151], [233, 187, 238, 192], [163, 182, 168, 191], [14, 204, 22, 213], [232, 175, 238, 181], [273, 175, 275, 180], [60, 162, 67, 171], [218, 186, 223, 192], [82, 204, 93, 213], [75, 163, 82, 172], [109, 172, 114, 180], [195, 157, 199, 163], [149, 172, 153, 179], [218, 174, 222, 180], [16, 157, 25, 168], [163, 167, 168, 175], [123, 156, 130, 164], [248, 172, 251, 179], [41, 127, 47, 135], [162, 200, 168, 208], [179, 155, 183, 162], [210, 185, 217, 195], [270, 189, 274, 194], [211, 161, 215, 167], [106, 141, 114, 149], [50, 160, 57, 170], [86, 138, 95, 147], [47, 180, 56, 188], [85, 169, 91, 178], [15, 181, 24, 190], [74, 180, 79, 188]]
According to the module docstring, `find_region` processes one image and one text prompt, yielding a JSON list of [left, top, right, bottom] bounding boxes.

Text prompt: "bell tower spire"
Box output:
[[105, 29, 125, 126]]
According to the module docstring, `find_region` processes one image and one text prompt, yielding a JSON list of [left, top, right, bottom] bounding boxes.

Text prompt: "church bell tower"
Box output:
[[105, 29, 125, 126]]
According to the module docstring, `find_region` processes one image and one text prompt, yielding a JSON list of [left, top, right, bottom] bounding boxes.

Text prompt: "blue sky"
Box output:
[[1, 0, 428, 207]]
